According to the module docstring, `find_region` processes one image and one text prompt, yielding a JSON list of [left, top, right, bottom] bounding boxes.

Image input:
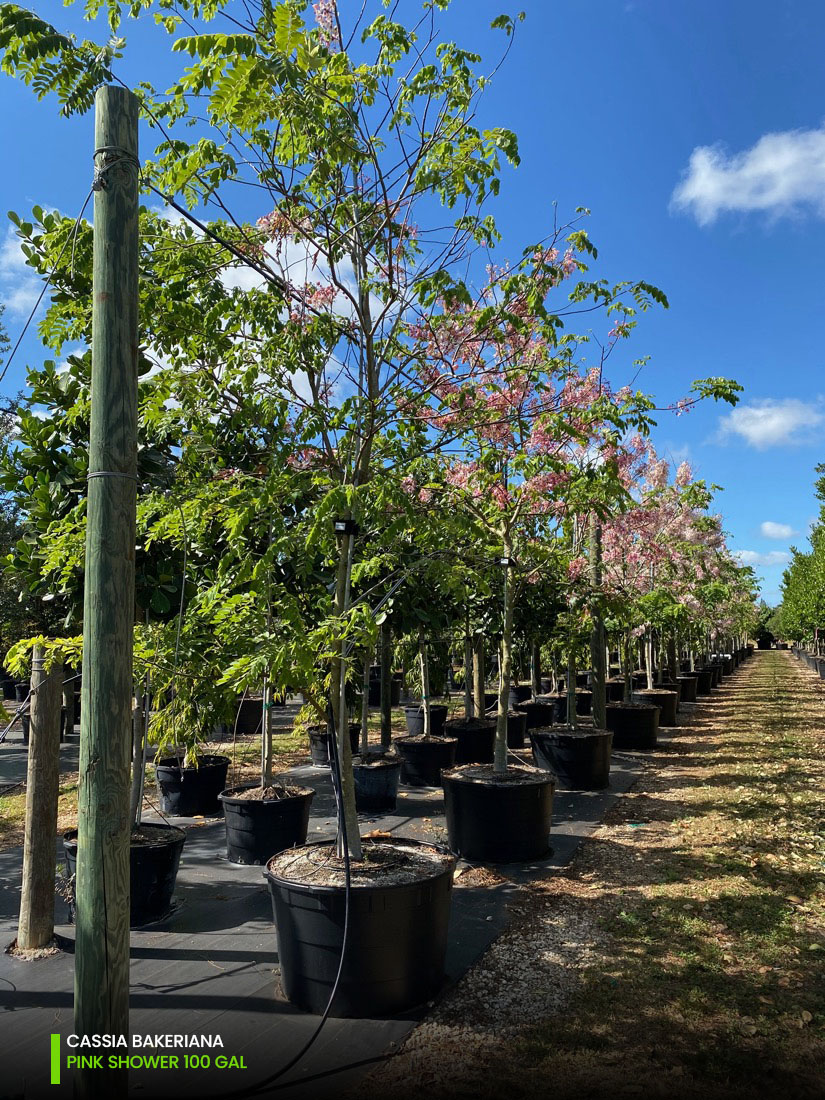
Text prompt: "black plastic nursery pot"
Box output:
[[506, 709, 528, 749], [219, 784, 314, 865], [575, 689, 592, 716], [632, 689, 678, 727], [722, 656, 734, 675], [540, 677, 553, 694], [233, 696, 264, 735], [606, 678, 627, 702], [695, 668, 714, 695], [403, 704, 448, 737], [395, 735, 457, 787], [444, 717, 496, 764], [508, 684, 532, 707], [605, 702, 659, 750], [352, 754, 402, 812], [64, 823, 186, 926], [264, 837, 455, 1018], [442, 764, 555, 863], [530, 726, 613, 790], [676, 674, 699, 703], [516, 698, 556, 729], [155, 754, 230, 816], [308, 723, 360, 767]]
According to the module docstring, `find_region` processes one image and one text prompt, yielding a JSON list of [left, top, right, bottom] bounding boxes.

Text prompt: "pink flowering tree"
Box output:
[[404, 240, 672, 773]]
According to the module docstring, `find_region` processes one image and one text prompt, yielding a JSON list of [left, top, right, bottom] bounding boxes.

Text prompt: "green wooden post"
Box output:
[[74, 85, 139, 1097]]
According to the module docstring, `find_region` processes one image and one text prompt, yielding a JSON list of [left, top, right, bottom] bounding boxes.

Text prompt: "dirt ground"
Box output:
[[355, 651, 825, 1100]]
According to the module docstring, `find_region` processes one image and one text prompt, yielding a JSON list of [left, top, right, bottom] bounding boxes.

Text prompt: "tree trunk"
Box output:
[[418, 630, 432, 738], [261, 678, 273, 787], [495, 545, 514, 774], [360, 651, 370, 755], [645, 631, 654, 689], [589, 515, 606, 730], [380, 618, 392, 749], [567, 648, 577, 732], [530, 640, 541, 699], [623, 629, 633, 702], [464, 628, 473, 720], [17, 646, 62, 950], [331, 529, 362, 860], [473, 634, 485, 718]]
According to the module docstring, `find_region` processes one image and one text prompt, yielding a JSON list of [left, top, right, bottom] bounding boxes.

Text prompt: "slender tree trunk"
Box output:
[[380, 618, 392, 749], [418, 630, 432, 738], [129, 682, 145, 827], [531, 640, 541, 699], [645, 631, 654, 689], [668, 634, 678, 683], [473, 634, 485, 717], [360, 651, 370, 755], [589, 515, 606, 730], [331, 529, 362, 860], [261, 678, 273, 786], [17, 646, 62, 950], [464, 625, 473, 720], [567, 648, 577, 732], [62, 665, 75, 736], [494, 544, 514, 774], [624, 629, 633, 702]]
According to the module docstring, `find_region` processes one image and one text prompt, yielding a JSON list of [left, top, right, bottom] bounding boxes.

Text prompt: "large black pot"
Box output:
[[676, 674, 698, 703], [232, 697, 264, 735], [709, 664, 722, 687], [574, 690, 592, 716], [605, 703, 659, 750], [403, 704, 448, 737], [395, 735, 457, 787], [531, 727, 613, 790], [606, 679, 627, 702], [695, 668, 714, 695], [506, 709, 528, 749], [442, 765, 554, 862], [352, 755, 402, 812], [443, 717, 496, 764], [516, 698, 557, 729], [64, 823, 186, 926], [507, 684, 532, 707], [308, 723, 360, 767], [367, 674, 402, 708], [264, 837, 455, 1017], [0, 674, 15, 701], [154, 754, 230, 816], [632, 689, 678, 727], [219, 785, 314, 865]]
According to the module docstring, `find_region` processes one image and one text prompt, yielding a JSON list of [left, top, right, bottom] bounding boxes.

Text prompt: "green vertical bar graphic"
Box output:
[[50, 1033, 60, 1085]]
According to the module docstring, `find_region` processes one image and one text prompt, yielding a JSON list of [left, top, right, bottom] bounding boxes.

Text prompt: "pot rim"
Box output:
[[394, 734, 458, 747], [154, 753, 231, 771], [218, 783, 315, 804], [263, 835, 455, 895], [442, 763, 555, 789], [63, 822, 186, 849]]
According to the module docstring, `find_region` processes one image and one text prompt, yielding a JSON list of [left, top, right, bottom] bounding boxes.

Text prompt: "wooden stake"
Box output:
[[17, 646, 62, 950], [74, 85, 139, 1093]]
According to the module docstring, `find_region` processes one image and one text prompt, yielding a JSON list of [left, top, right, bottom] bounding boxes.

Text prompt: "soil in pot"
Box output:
[[154, 754, 230, 816], [64, 823, 186, 926], [264, 837, 455, 1017], [220, 783, 315, 865], [632, 689, 678, 727], [395, 735, 458, 787], [443, 717, 496, 764], [308, 723, 359, 767], [605, 702, 659, 749], [352, 752, 402, 812], [442, 764, 555, 863], [403, 704, 448, 738], [506, 709, 528, 749], [530, 726, 613, 790]]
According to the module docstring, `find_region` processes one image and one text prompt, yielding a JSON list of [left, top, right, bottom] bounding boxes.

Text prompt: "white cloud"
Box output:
[[734, 549, 790, 567], [0, 225, 41, 319], [672, 125, 825, 225], [718, 398, 824, 449], [760, 520, 796, 540]]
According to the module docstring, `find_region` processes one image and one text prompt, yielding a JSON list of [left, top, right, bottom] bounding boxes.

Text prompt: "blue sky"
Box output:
[[2, 0, 825, 603]]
